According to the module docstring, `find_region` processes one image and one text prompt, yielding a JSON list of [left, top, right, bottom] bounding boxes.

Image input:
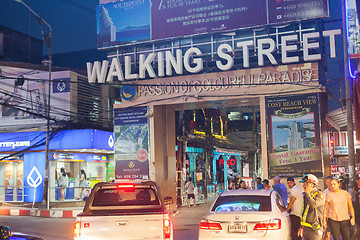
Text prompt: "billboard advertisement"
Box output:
[[114, 106, 150, 179], [266, 93, 323, 178], [0, 67, 71, 131], [97, 0, 329, 48]]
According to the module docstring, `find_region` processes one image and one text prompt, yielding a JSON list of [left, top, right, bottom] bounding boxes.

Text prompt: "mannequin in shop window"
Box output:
[[76, 169, 87, 200], [58, 168, 67, 201]]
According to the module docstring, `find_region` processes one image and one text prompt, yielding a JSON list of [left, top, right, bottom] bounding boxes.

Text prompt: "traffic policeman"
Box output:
[[297, 174, 325, 240]]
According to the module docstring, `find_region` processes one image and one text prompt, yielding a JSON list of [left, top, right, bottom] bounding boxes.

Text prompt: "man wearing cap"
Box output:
[[297, 174, 325, 240]]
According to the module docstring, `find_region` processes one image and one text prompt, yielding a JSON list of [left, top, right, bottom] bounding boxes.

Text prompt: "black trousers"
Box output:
[[290, 214, 301, 240], [328, 218, 351, 240]]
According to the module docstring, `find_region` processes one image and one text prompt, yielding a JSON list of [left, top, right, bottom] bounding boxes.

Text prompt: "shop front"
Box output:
[[0, 129, 114, 203], [329, 131, 360, 178]]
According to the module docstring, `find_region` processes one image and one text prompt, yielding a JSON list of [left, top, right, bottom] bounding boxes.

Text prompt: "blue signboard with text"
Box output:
[[0, 129, 114, 152]]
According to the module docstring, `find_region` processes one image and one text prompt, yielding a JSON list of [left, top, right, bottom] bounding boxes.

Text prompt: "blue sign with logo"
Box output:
[[53, 78, 70, 93], [49, 152, 108, 162], [121, 84, 136, 101], [23, 152, 45, 203], [0, 129, 114, 152]]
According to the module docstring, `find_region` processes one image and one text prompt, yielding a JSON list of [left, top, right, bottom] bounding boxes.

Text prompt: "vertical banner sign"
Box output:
[[114, 106, 150, 179], [23, 152, 45, 203], [266, 93, 323, 178]]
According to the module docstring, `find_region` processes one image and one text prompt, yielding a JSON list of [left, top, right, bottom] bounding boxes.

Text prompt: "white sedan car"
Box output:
[[199, 190, 290, 240]]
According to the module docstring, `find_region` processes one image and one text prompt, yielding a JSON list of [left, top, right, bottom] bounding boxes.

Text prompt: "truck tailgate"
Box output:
[[77, 213, 165, 240]]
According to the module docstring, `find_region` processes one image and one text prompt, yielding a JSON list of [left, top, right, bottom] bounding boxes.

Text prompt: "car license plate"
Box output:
[[228, 224, 247, 233]]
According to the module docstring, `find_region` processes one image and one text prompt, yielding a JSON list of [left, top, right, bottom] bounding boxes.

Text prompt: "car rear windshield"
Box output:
[[211, 195, 271, 212], [92, 187, 161, 207]]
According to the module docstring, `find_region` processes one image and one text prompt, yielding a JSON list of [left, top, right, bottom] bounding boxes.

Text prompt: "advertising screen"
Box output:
[[97, 0, 329, 48]]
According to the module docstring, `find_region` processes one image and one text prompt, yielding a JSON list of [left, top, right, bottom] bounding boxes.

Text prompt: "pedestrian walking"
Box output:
[[323, 175, 333, 240], [297, 174, 325, 240], [256, 177, 264, 189], [57, 167, 67, 201], [279, 177, 303, 240], [262, 179, 273, 190], [323, 175, 333, 196], [185, 177, 196, 207], [76, 169, 87, 200], [273, 176, 288, 207], [323, 178, 355, 240]]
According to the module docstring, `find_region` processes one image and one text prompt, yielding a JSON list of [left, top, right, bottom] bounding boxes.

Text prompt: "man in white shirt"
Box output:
[[185, 177, 196, 207], [283, 177, 303, 240]]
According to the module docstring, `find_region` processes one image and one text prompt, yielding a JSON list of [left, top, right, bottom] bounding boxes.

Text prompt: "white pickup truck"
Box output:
[[74, 180, 173, 240]]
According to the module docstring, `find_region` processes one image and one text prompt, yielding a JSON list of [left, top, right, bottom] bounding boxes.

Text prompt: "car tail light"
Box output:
[[253, 218, 281, 230], [163, 215, 172, 239], [74, 221, 81, 240], [116, 184, 135, 189], [199, 219, 222, 230]]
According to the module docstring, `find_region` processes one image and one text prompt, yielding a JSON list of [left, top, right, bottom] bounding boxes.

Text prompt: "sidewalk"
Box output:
[[0, 202, 84, 218]]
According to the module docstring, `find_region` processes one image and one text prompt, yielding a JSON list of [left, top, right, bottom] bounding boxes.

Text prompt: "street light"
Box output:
[[14, 0, 53, 210]]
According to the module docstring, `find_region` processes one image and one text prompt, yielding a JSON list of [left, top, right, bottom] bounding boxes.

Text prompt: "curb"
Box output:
[[0, 208, 82, 218]]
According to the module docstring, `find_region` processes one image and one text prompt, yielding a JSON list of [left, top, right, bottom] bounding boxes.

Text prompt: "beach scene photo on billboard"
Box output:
[[271, 113, 316, 153], [97, 0, 151, 48]]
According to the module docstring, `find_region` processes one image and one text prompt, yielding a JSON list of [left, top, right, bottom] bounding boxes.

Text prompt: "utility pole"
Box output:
[[14, 0, 53, 209], [342, 0, 356, 189]]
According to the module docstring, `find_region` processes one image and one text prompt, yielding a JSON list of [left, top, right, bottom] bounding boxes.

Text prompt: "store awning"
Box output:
[[326, 107, 354, 132]]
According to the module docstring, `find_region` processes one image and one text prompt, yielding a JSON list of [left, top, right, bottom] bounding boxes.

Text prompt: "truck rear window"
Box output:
[[92, 188, 160, 207], [211, 195, 271, 212]]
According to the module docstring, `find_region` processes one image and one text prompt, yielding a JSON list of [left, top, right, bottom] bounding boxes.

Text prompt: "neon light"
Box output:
[[345, 0, 355, 78]]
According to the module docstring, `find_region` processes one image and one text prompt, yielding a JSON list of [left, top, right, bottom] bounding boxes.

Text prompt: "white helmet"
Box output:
[[300, 174, 319, 185]]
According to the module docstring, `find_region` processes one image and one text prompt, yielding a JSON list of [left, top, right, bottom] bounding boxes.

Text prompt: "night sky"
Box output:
[[0, 0, 98, 54]]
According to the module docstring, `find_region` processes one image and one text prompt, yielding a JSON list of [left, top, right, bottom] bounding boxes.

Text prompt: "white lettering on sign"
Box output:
[[0, 141, 31, 149], [137, 68, 318, 96], [87, 29, 341, 83]]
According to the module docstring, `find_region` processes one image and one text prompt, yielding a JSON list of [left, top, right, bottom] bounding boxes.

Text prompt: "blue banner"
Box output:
[[0, 129, 114, 152], [48, 152, 108, 162], [52, 78, 70, 93], [23, 152, 45, 203]]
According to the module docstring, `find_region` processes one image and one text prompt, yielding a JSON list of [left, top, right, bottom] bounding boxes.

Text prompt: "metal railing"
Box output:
[[48, 186, 91, 202]]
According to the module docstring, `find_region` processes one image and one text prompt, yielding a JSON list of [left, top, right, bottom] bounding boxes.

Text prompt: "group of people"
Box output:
[[269, 174, 355, 240], [220, 173, 356, 240], [57, 168, 88, 201]]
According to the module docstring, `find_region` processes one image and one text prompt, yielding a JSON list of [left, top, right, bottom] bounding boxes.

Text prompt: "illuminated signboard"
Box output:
[[97, 0, 329, 48]]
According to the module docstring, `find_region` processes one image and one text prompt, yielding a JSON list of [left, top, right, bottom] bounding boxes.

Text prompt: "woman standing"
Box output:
[[76, 169, 87, 200], [323, 178, 355, 240], [58, 168, 67, 201]]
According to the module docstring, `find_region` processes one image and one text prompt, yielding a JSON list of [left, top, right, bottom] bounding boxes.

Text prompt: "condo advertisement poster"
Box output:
[[266, 93, 323, 178], [97, 0, 329, 48], [96, 0, 151, 48], [113, 106, 150, 179]]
